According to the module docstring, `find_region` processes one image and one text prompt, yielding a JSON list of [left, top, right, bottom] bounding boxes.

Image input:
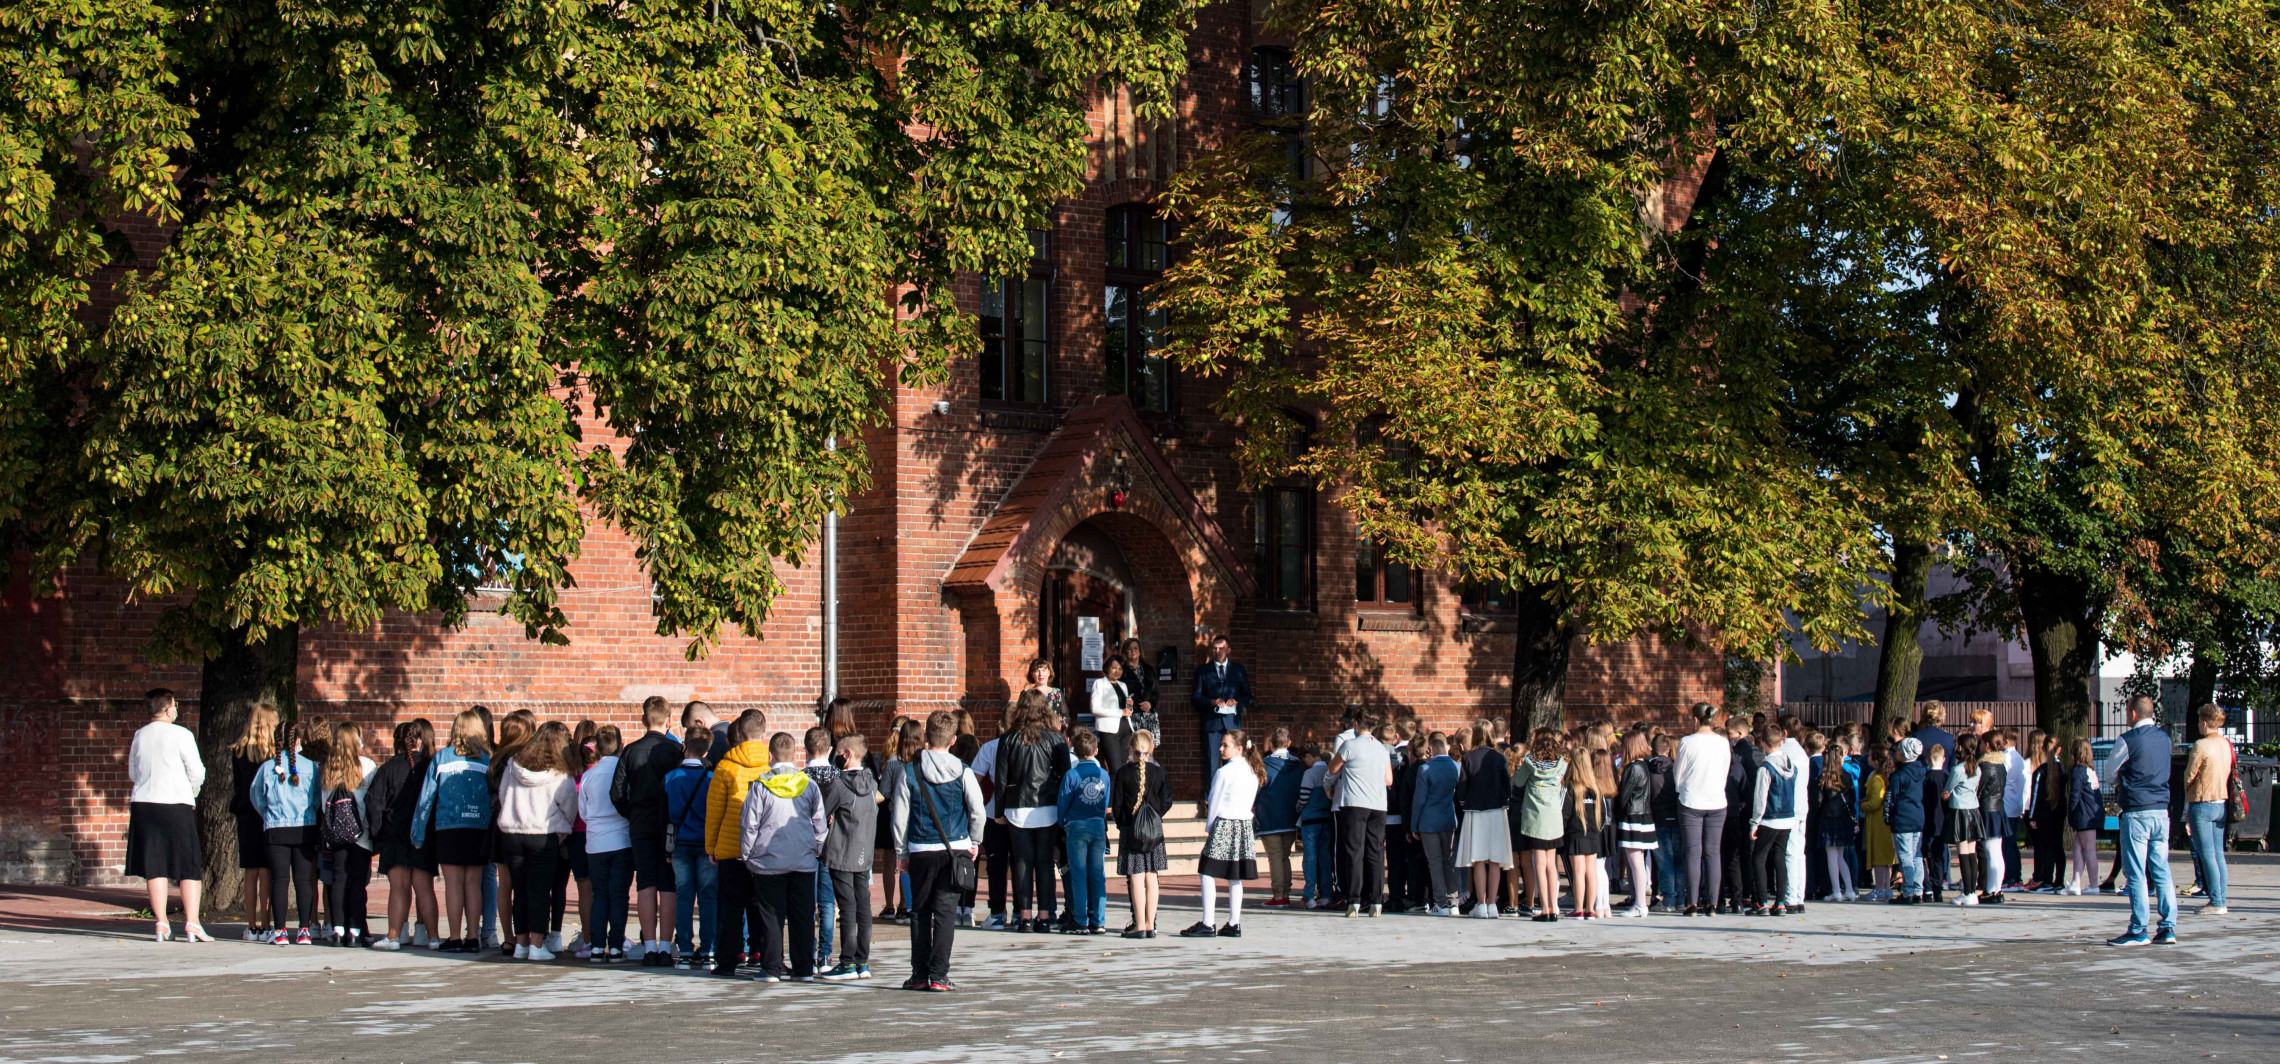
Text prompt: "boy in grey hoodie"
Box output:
[[740, 732, 827, 981], [819, 734, 879, 980]]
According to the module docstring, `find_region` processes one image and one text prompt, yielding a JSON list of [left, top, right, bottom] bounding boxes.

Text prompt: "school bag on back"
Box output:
[[321, 787, 365, 848]]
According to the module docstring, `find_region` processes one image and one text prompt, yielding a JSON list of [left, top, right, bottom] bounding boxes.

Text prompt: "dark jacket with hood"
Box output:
[[823, 767, 878, 873], [611, 730, 683, 842]]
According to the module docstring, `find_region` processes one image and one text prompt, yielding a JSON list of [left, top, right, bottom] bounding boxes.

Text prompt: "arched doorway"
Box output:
[[1041, 522, 1137, 711]]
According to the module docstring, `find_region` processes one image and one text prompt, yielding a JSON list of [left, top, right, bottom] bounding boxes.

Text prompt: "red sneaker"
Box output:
[[1262, 898, 1291, 908]]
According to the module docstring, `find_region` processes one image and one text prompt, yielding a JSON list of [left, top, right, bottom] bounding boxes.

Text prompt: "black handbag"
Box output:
[[914, 769, 979, 892]]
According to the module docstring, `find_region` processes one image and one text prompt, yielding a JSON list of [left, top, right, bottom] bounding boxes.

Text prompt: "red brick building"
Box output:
[[0, 2, 1719, 886]]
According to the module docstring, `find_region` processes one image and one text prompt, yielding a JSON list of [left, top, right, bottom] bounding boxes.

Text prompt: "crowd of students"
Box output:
[[123, 671, 2240, 990]]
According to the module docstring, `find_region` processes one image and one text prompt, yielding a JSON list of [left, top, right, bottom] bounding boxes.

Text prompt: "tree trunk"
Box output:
[[196, 623, 299, 901], [1510, 583, 1575, 735], [2186, 648, 2217, 710], [2015, 564, 2103, 746], [1873, 536, 1933, 738]]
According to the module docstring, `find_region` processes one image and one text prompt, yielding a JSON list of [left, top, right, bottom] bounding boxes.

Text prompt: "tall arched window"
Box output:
[[1104, 205, 1172, 414]]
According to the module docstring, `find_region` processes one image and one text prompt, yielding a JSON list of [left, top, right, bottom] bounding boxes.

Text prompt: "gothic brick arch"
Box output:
[[945, 397, 1250, 714]]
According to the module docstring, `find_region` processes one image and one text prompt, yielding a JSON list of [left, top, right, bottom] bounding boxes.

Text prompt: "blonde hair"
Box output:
[[231, 703, 281, 762], [322, 722, 367, 792], [448, 709, 493, 758]]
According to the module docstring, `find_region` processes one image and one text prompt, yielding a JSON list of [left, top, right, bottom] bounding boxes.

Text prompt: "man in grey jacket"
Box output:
[[740, 732, 827, 982], [819, 735, 879, 980]]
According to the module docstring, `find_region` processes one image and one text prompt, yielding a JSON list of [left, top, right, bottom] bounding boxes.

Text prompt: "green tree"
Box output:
[[1, 0, 1197, 891], [1158, 1, 1885, 731], [1657, 0, 2280, 743]]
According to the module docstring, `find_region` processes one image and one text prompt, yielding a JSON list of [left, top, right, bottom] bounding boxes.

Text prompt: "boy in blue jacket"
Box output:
[[663, 728, 716, 967], [1057, 730, 1114, 934], [1255, 726, 1304, 907], [1408, 733, 1462, 914]]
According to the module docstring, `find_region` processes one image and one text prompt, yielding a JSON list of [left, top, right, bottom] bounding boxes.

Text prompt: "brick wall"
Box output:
[[1, 2, 1725, 879]]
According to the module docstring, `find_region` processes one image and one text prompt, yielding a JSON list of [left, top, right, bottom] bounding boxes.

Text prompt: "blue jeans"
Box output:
[[814, 865, 836, 964], [1653, 822, 1683, 907], [1064, 819, 1108, 927], [586, 848, 633, 950], [672, 844, 717, 954], [2120, 809, 2176, 936], [1300, 821, 1332, 905], [1893, 832, 1923, 898], [480, 863, 497, 939], [2185, 801, 2228, 907]]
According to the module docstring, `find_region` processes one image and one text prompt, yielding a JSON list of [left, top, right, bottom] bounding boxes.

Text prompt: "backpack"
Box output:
[[1128, 762, 1165, 853], [2226, 752, 2248, 824], [320, 787, 365, 848]]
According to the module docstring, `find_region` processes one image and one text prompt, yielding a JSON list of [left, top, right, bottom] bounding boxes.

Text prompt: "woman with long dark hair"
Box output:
[[369, 718, 438, 949]]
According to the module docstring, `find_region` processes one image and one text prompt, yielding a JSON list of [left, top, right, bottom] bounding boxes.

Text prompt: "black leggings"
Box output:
[[265, 827, 318, 931], [1008, 825, 1058, 915], [1678, 806, 1725, 909], [325, 844, 372, 935], [1748, 827, 1789, 907], [496, 832, 560, 940]]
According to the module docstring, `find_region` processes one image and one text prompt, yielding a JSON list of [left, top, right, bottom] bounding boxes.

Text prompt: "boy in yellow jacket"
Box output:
[[704, 712, 772, 976]]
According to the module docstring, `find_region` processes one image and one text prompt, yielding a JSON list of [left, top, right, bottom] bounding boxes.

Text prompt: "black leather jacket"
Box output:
[[993, 731, 1071, 812]]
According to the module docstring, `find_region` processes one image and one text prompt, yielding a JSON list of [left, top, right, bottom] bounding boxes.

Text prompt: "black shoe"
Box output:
[[1120, 927, 1148, 939], [1177, 921, 1217, 938], [2153, 927, 2178, 945], [901, 976, 925, 991], [1682, 905, 1698, 917], [713, 966, 741, 978], [1982, 893, 2004, 905], [1217, 923, 1242, 938], [1142, 930, 1156, 939]]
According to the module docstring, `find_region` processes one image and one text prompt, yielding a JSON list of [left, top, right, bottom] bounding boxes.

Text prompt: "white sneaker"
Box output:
[[2204, 904, 2229, 915], [544, 932, 564, 953], [242, 928, 259, 942], [1620, 906, 1646, 918], [1956, 893, 1978, 907], [514, 944, 530, 960], [526, 946, 555, 962], [373, 938, 401, 951], [1369, 904, 1383, 918], [425, 936, 447, 950], [1346, 904, 1361, 918]]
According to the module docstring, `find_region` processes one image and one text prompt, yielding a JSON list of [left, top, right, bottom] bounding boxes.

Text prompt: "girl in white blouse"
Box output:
[[1181, 731, 1264, 939]]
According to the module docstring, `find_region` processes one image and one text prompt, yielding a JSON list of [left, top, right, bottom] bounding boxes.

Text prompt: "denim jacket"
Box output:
[[249, 754, 322, 831], [410, 747, 493, 847]]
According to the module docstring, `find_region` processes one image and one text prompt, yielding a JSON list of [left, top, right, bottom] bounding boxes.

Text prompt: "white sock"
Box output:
[[1228, 882, 1244, 925], [1200, 875, 1218, 925]]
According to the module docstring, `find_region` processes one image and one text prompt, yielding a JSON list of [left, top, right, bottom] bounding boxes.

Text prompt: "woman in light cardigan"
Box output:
[[1088, 657, 1132, 774], [126, 688, 209, 942]]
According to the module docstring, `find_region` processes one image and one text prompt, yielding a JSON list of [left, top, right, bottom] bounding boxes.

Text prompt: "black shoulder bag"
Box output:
[[914, 768, 979, 893]]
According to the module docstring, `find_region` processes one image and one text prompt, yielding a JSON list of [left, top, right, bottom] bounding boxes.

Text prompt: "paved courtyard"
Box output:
[[2, 855, 2275, 1063]]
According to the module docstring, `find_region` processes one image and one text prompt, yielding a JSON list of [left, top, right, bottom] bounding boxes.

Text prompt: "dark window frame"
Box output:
[[1459, 580, 1517, 616], [979, 229, 1053, 405], [1354, 533, 1422, 613], [1104, 205, 1175, 416]]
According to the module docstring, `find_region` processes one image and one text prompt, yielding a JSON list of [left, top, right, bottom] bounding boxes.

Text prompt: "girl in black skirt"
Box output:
[[1561, 752, 1605, 919], [1111, 729, 1173, 937]]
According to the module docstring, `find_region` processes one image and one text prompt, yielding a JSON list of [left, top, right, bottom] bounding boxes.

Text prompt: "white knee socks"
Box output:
[[1200, 874, 1217, 925], [1228, 881, 1244, 925]]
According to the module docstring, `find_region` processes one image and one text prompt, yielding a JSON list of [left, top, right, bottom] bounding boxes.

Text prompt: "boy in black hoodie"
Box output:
[[819, 734, 878, 980]]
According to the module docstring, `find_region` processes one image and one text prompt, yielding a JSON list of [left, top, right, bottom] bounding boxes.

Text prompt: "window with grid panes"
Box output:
[[979, 229, 1051, 403], [1354, 533, 1418, 610], [1105, 206, 1172, 413]]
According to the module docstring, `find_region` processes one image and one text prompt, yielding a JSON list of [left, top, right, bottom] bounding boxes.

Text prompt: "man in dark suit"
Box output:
[[1190, 635, 1252, 786]]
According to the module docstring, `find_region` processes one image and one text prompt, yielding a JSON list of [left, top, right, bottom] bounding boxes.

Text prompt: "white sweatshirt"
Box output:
[[1674, 731, 1731, 810], [579, 756, 631, 852], [1206, 759, 1261, 822]]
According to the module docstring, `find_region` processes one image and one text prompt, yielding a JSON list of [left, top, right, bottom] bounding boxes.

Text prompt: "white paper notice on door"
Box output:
[[1078, 615, 1104, 671]]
